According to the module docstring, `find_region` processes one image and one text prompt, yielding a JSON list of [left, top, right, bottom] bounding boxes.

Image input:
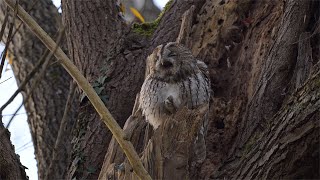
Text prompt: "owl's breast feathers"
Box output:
[[139, 63, 210, 129]]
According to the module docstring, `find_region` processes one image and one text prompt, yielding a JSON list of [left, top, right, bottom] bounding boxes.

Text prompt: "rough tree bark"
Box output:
[[97, 0, 319, 179], [0, 122, 28, 180], [0, 1, 76, 179], [61, 0, 205, 179], [1, 0, 319, 179]]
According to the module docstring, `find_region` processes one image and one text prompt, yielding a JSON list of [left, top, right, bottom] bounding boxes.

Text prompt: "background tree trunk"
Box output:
[[97, 0, 320, 178], [0, 1, 76, 179], [0, 0, 319, 179], [61, 0, 205, 179]]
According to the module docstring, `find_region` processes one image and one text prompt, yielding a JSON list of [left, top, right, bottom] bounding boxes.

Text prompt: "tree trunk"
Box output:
[[1, 0, 319, 179], [97, 0, 320, 179], [61, 0, 205, 179], [0, 1, 76, 179], [0, 122, 28, 180], [214, 72, 320, 179]]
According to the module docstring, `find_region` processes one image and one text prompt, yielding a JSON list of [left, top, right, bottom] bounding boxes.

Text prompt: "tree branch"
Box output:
[[0, 0, 18, 79], [0, 49, 49, 112], [0, 7, 9, 42], [0, 27, 64, 139], [3, 0, 151, 179]]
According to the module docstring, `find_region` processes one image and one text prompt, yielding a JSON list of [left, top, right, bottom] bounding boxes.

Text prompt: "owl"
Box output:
[[139, 42, 211, 165], [139, 42, 210, 129]]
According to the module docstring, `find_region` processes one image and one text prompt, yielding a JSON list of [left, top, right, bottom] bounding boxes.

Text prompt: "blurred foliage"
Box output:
[[130, 7, 145, 23], [132, 0, 173, 36], [122, 0, 161, 22]]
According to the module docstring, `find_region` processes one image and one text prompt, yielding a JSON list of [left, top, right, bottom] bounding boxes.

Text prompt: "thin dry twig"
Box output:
[[0, 0, 19, 79], [0, 49, 49, 112], [3, 102, 23, 131], [9, 0, 39, 43], [0, 0, 39, 78], [1, 112, 26, 116], [0, 76, 12, 84], [16, 144, 33, 153], [0, 7, 9, 42], [15, 140, 32, 152], [3, 0, 151, 178], [0, 1, 59, 111], [0, 27, 65, 138]]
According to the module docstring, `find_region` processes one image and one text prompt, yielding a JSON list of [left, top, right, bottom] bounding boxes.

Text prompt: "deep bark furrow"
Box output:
[[239, 0, 312, 149], [215, 68, 320, 178]]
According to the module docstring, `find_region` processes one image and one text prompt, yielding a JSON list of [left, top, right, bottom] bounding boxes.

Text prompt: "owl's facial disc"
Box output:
[[153, 43, 184, 82], [159, 48, 177, 69], [160, 58, 173, 68], [155, 57, 178, 82], [158, 57, 176, 76]]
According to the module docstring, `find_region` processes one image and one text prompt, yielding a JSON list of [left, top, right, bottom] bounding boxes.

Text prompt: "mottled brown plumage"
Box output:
[[140, 42, 210, 129], [139, 42, 211, 164]]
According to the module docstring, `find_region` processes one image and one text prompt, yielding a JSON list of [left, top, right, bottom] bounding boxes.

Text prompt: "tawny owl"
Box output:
[[139, 42, 210, 128], [139, 42, 211, 163]]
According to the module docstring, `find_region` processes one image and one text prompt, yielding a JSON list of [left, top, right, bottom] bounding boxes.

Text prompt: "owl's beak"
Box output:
[[160, 58, 173, 68]]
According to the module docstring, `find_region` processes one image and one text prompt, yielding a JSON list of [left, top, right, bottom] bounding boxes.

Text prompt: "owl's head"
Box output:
[[147, 42, 198, 82]]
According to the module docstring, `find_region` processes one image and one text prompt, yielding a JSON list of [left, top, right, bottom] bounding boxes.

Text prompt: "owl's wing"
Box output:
[[196, 60, 210, 82], [196, 59, 212, 108]]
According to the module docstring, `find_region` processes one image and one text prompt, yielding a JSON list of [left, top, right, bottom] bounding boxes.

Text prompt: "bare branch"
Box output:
[[0, 76, 12, 84], [0, 7, 9, 42], [1, 112, 25, 116], [3, 102, 23, 131], [0, 27, 64, 138], [0, 49, 49, 112], [0, 0, 18, 79], [8, 0, 39, 43], [3, 0, 151, 179]]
